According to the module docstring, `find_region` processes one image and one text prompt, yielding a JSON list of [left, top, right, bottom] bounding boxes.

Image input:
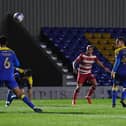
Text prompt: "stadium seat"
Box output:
[[93, 33, 102, 38], [84, 32, 94, 39], [102, 33, 111, 38], [41, 27, 124, 85]]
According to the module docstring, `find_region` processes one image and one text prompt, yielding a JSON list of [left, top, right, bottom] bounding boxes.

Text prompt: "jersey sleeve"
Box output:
[[74, 53, 83, 63], [72, 53, 83, 69], [112, 50, 121, 72], [15, 68, 24, 73]]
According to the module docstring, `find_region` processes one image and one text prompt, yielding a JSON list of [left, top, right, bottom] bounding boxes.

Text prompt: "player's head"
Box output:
[[115, 37, 126, 48], [0, 35, 8, 47], [86, 45, 94, 54]]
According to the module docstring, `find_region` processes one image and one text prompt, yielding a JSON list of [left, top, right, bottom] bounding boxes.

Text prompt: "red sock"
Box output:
[[72, 89, 79, 104], [86, 86, 96, 97]]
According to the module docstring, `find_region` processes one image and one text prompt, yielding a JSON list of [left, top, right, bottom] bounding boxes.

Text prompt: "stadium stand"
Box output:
[[40, 27, 126, 86]]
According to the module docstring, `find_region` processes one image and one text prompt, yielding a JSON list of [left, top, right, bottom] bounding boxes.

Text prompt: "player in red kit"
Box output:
[[72, 45, 110, 105]]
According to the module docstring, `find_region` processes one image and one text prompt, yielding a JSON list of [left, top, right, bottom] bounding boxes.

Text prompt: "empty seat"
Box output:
[[102, 33, 111, 38], [84, 32, 93, 39], [88, 38, 99, 44], [93, 33, 102, 38]]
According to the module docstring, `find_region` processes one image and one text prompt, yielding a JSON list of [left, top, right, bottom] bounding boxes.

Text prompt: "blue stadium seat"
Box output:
[[41, 27, 125, 86]]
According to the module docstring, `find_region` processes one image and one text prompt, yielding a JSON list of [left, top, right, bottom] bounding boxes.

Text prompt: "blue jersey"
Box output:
[[112, 47, 126, 81], [0, 47, 20, 80]]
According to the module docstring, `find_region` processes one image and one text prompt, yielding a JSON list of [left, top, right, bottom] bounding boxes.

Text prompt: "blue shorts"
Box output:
[[117, 65, 126, 80], [113, 74, 126, 88], [0, 79, 18, 89]]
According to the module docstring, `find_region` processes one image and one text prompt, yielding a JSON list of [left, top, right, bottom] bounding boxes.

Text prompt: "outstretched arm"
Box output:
[[96, 59, 111, 73]]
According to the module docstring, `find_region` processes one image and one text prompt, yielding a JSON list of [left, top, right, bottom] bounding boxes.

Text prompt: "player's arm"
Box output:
[[72, 54, 82, 73], [27, 76, 33, 87], [111, 52, 121, 79], [27, 75, 33, 100], [72, 60, 77, 72], [15, 67, 24, 73], [96, 59, 111, 73]]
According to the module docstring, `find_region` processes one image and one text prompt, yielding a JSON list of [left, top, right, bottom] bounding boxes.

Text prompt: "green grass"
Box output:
[[0, 99, 126, 126]]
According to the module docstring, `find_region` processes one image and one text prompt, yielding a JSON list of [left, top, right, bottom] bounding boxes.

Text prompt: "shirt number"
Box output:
[[4, 57, 11, 69]]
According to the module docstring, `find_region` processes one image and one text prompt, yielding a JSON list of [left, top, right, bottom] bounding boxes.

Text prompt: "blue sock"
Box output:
[[10, 94, 18, 102], [6, 90, 14, 102], [21, 95, 35, 109], [112, 90, 118, 105], [121, 90, 126, 101]]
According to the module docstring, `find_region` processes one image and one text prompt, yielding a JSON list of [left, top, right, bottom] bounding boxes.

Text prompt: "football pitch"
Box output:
[[0, 99, 126, 126]]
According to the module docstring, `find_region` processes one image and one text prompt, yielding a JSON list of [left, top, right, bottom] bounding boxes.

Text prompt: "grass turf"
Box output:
[[0, 99, 126, 126]]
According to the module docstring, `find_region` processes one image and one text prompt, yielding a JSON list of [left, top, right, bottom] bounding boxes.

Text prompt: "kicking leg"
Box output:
[[13, 87, 42, 113]]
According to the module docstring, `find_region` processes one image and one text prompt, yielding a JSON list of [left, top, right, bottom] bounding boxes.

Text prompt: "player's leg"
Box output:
[[72, 73, 85, 105], [5, 89, 25, 107], [27, 88, 32, 101], [120, 81, 126, 107], [13, 87, 42, 112], [111, 73, 119, 107], [5, 90, 16, 107], [8, 80, 42, 113], [27, 76, 33, 100], [112, 84, 118, 108], [85, 74, 96, 104], [72, 84, 82, 105]]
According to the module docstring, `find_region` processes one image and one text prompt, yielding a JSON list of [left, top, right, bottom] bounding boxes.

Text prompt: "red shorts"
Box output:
[[77, 72, 96, 85]]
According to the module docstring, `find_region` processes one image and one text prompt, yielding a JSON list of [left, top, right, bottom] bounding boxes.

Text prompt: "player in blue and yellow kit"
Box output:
[[15, 68, 33, 100], [0, 35, 42, 112], [111, 37, 126, 108], [5, 68, 33, 106]]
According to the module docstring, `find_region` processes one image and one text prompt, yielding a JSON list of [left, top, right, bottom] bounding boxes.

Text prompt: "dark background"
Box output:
[[0, 14, 62, 86]]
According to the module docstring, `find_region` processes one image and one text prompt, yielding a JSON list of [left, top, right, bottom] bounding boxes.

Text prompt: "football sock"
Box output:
[[86, 86, 96, 97], [72, 88, 80, 104], [112, 90, 118, 106], [6, 90, 13, 102], [21, 95, 35, 109], [121, 89, 126, 101]]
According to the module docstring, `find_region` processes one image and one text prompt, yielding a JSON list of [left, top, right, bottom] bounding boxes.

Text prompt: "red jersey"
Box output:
[[74, 53, 98, 74]]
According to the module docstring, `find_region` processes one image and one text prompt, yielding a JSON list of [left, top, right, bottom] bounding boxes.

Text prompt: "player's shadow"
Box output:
[[0, 111, 85, 114], [43, 111, 96, 115], [0, 111, 34, 114], [0, 111, 7, 113], [0, 111, 101, 115]]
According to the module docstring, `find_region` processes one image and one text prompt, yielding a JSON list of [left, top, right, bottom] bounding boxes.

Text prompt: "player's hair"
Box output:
[[86, 45, 94, 50], [117, 37, 126, 45], [0, 35, 7, 45]]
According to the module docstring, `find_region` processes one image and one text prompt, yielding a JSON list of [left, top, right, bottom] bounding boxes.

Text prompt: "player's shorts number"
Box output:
[[4, 57, 11, 69]]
